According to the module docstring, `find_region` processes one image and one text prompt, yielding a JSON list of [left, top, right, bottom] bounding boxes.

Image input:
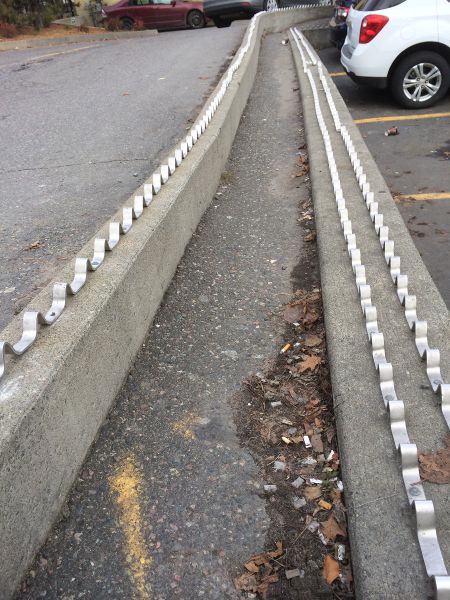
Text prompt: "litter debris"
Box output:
[[281, 417, 294, 426], [309, 478, 323, 485], [281, 436, 292, 445], [280, 343, 291, 354], [292, 496, 307, 509], [291, 476, 305, 489], [273, 461, 286, 472], [264, 484, 277, 493], [281, 39, 289, 45], [301, 456, 317, 466], [307, 520, 320, 533], [285, 569, 301, 580], [303, 435, 312, 448], [318, 499, 332, 511], [270, 401, 282, 408], [335, 544, 346, 562], [337, 480, 344, 491], [385, 126, 399, 137]]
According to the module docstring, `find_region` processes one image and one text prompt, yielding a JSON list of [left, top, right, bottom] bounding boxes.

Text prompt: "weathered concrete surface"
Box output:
[[290, 30, 450, 600], [0, 7, 332, 599], [15, 33, 309, 599]]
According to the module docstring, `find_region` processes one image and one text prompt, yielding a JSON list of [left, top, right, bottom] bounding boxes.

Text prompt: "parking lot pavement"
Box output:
[[0, 23, 246, 332], [319, 47, 450, 308]]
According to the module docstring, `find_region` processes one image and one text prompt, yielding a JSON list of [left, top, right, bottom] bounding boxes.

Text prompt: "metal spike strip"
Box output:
[[290, 26, 450, 599], [308, 37, 450, 431], [0, 5, 330, 381]]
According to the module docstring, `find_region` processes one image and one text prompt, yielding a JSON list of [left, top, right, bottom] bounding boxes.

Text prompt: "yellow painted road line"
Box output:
[[329, 71, 347, 77], [396, 192, 450, 202], [355, 112, 450, 125], [110, 457, 152, 600]]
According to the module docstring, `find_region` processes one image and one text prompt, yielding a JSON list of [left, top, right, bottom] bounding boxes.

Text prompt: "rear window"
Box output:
[[354, 0, 406, 9]]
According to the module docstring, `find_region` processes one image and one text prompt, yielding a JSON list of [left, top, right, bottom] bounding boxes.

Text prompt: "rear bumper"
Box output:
[[345, 70, 388, 89]]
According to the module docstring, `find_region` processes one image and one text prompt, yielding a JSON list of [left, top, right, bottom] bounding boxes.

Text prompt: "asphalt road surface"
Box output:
[[319, 47, 450, 309], [0, 23, 246, 332]]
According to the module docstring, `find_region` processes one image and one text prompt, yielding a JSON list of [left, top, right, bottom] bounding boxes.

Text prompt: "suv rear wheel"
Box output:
[[390, 51, 450, 109]]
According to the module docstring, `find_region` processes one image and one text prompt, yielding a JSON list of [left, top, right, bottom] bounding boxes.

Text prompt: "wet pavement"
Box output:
[[15, 34, 310, 600]]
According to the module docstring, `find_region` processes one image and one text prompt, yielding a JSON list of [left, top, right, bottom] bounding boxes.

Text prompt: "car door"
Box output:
[[438, 0, 450, 46], [152, 0, 184, 28], [127, 0, 159, 28]]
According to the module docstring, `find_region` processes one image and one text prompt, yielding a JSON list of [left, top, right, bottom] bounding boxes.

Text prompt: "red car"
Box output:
[[103, 0, 207, 30]]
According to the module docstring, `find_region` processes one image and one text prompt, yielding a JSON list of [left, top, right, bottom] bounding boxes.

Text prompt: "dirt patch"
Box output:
[[0, 24, 107, 43], [231, 192, 354, 600]]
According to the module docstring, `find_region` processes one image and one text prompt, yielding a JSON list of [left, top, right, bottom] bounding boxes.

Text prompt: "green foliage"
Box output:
[[0, 0, 68, 30]]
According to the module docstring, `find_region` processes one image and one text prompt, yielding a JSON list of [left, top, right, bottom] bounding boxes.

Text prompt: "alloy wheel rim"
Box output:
[[403, 62, 442, 103]]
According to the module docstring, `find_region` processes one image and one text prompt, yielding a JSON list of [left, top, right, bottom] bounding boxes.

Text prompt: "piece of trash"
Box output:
[[326, 450, 336, 462], [303, 435, 312, 449], [337, 480, 344, 491], [264, 484, 277, 493], [280, 343, 291, 354], [292, 476, 305, 489], [285, 568, 301, 580], [281, 418, 294, 426], [273, 461, 286, 472], [309, 478, 323, 485], [318, 531, 328, 545], [281, 39, 289, 45], [292, 496, 307, 509], [385, 126, 399, 137], [307, 520, 320, 533], [318, 499, 332, 511], [301, 456, 317, 466], [270, 401, 282, 408], [335, 544, 346, 562], [282, 436, 292, 445]]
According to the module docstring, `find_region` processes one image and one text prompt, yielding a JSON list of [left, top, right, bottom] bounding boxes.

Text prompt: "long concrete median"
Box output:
[[290, 30, 450, 600], [0, 6, 332, 599]]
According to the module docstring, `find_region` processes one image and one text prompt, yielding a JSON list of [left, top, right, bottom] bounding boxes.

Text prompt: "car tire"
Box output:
[[213, 17, 231, 28], [390, 51, 450, 109], [120, 17, 134, 30], [187, 10, 205, 29]]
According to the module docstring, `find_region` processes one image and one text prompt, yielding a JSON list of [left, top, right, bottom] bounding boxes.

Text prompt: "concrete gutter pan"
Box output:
[[0, 6, 332, 599]]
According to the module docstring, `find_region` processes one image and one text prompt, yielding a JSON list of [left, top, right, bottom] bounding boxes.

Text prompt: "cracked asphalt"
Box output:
[[0, 23, 245, 331], [15, 33, 311, 600]]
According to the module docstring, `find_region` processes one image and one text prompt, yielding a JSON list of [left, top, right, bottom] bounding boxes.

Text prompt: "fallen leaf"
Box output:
[[244, 561, 260, 574], [24, 240, 44, 251], [250, 541, 284, 566], [311, 433, 324, 453], [299, 355, 321, 373], [323, 555, 340, 585], [304, 486, 322, 500], [283, 304, 304, 324], [234, 572, 258, 591], [304, 231, 316, 242], [419, 436, 450, 484], [321, 514, 347, 542], [304, 334, 322, 347]]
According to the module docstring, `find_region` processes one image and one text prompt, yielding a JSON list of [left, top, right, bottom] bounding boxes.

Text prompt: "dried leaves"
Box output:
[[321, 514, 347, 542], [323, 555, 340, 584], [419, 436, 450, 484], [235, 543, 284, 598], [298, 355, 321, 373]]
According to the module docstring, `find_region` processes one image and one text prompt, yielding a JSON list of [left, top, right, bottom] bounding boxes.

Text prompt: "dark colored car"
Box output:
[[104, 0, 207, 30], [204, 0, 271, 28], [329, 0, 353, 49]]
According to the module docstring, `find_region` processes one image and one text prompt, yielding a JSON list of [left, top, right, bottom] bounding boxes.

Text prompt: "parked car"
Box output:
[[203, 0, 272, 28], [329, 0, 354, 50], [341, 0, 450, 108], [103, 0, 207, 30]]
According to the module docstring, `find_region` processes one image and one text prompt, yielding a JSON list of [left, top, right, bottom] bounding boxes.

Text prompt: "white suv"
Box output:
[[341, 0, 450, 108]]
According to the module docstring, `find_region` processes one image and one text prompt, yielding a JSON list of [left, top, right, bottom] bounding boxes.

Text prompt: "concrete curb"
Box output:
[[0, 29, 158, 52], [290, 31, 450, 600], [0, 7, 332, 599]]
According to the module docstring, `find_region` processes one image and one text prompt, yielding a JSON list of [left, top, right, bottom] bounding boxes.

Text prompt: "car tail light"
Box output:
[[359, 14, 389, 44], [337, 7, 349, 18]]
